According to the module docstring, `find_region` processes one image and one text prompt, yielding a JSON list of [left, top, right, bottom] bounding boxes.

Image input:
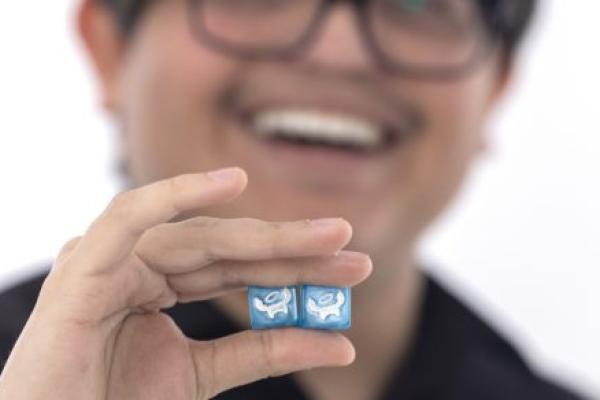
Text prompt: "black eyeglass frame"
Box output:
[[186, 0, 510, 80]]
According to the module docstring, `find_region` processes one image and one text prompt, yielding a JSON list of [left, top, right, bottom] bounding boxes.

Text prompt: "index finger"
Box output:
[[77, 167, 248, 273]]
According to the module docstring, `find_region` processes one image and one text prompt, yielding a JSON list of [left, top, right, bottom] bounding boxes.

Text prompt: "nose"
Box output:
[[297, 4, 374, 72]]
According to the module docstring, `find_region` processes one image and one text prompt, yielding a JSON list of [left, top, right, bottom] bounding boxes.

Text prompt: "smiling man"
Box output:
[[0, 0, 586, 399]]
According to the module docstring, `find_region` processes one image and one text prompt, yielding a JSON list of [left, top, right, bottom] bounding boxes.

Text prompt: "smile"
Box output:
[[252, 107, 391, 153], [228, 75, 425, 177]]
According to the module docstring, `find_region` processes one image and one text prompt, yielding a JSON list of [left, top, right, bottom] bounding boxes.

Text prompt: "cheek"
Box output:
[[117, 4, 243, 184], [378, 69, 500, 240], [415, 85, 483, 208], [422, 77, 493, 163]]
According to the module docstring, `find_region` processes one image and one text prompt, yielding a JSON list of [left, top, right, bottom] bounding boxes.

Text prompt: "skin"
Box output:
[[0, 0, 512, 399]]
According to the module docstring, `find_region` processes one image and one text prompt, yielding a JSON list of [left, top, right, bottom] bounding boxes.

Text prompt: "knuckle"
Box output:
[[201, 247, 218, 265], [258, 330, 280, 375], [194, 341, 217, 400], [166, 174, 192, 213], [236, 219, 286, 259], [54, 236, 84, 266], [58, 236, 82, 256], [205, 341, 218, 399], [265, 223, 285, 258], [187, 216, 220, 231], [99, 189, 149, 237], [295, 262, 309, 284], [235, 217, 261, 228], [218, 262, 244, 290], [267, 222, 285, 237], [105, 190, 137, 220], [167, 174, 186, 195], [194, 218, 232, 262]]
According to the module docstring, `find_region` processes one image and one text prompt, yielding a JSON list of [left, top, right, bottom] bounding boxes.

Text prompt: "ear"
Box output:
[[476, 56, 515, 156], [77, 0, 126, 113], [491, 58, 515, 109]]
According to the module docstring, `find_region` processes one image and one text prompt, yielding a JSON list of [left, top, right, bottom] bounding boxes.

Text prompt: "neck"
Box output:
[[212, 247, 426, 400], [294, 247, 425, 400]]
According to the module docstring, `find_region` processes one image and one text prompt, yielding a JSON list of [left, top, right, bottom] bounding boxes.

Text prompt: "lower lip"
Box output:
[[256, 136, 386, 171]]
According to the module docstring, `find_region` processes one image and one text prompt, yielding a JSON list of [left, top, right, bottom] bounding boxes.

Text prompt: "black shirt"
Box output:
[[0, 263, 586, 399]]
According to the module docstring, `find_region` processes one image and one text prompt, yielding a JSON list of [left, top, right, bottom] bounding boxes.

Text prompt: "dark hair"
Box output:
[[101, 0, 537, 58]]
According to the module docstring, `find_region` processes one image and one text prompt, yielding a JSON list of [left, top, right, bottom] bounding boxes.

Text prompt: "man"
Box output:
[[0, 0, 585, 399]]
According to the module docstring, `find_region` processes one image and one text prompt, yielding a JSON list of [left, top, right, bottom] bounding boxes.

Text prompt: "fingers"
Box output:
[[73, 168, 248, 274], [134, 217, 353, 275], [168, 251, 372, 302], [191, 329, 355, 399]]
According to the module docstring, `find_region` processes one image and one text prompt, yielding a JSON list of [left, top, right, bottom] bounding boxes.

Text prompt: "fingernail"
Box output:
[[207, 167, 238, 182], [309, 218, 341, 228]]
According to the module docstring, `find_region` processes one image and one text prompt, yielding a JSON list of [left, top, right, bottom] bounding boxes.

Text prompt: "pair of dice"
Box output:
[[248, 285, 351, 330]]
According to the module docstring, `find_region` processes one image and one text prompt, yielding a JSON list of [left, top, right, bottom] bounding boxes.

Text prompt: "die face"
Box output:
[[248, 286, 299, 329], [301, 286, 351, 330]]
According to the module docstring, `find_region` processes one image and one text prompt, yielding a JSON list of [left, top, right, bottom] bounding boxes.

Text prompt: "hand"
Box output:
[[0, 167, 372, 400]]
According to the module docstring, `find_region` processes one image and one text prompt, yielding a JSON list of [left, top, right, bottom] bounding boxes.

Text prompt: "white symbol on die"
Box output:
[[253, 288, 293, 319], [307, 289, 345, 321]]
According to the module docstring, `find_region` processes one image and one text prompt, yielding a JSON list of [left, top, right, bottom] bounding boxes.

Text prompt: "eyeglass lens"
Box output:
[[192, 0, 493, 70]]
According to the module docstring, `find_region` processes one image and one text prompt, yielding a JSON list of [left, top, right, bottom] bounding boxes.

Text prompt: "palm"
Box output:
[[107, 313, 198, 400]]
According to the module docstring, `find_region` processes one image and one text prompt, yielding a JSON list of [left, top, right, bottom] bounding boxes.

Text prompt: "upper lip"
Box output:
[[230, 71, 423, 146]]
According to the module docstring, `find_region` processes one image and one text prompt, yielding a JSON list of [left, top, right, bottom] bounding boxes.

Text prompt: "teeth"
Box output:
[[253, 108, 383, 149]]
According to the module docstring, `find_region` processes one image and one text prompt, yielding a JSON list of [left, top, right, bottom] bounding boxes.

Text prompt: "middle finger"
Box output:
[[168, 250, 373, 302], [134, 216, 353, 275]]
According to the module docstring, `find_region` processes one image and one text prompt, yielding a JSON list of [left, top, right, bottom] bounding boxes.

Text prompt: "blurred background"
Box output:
[[0, 0, 598, 397]]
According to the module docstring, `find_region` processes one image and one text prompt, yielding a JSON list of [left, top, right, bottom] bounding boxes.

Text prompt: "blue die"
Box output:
[[248, 286, 298, 329], [300, 285, 351, 330]]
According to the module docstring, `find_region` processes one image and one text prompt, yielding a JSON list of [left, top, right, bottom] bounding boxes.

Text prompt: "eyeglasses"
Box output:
[[186, 0, 506, 80]]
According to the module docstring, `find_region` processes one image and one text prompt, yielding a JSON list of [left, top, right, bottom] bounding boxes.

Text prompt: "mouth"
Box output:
[[247, 107, 397, 154], [235, 101, 421, 159], [226, 73, 424, 180]]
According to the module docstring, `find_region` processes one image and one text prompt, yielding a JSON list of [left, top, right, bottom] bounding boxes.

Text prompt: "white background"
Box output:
[[0, 0, 598, 397]]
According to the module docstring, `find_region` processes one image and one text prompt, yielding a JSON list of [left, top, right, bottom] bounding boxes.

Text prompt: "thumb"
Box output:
[[191, 328, 355, 399]]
